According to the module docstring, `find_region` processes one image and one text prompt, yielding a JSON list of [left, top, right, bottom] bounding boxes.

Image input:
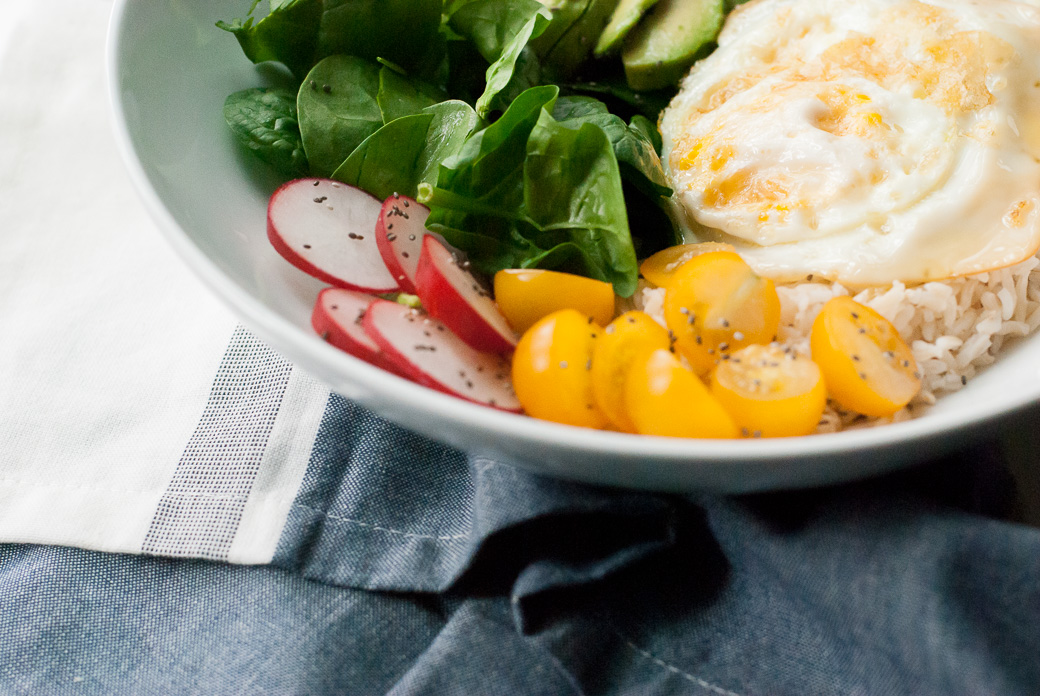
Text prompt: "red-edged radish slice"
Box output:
[[267, 178, 398, 293], [375, 194, 435, 294], [414, 236, 518, 354], [362, 299, 521, 412], [311, 288, 411, 376]]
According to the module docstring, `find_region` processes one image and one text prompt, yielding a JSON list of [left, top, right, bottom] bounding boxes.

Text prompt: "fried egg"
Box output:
[[660, 0, 1040, 286]]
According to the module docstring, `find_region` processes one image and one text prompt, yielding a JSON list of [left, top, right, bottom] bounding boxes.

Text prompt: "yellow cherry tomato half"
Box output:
[[639, 242, 736, 288], [624, 349, 739, 439], [810, 296, 921, 417], [493, 268, 615, 335], [511, 309, 609, 428], [710, 343, 827, 438], [590, 311, 673, 433], [663, 251, 781, 375]]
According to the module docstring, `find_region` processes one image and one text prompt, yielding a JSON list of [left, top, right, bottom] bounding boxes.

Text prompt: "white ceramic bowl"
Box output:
[[106, 0, 1040, 493]]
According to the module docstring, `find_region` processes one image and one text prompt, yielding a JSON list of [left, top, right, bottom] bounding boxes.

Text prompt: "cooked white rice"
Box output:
[[633, 252, 1040, 433]]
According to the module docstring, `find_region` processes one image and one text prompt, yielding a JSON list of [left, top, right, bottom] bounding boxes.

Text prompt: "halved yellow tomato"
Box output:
[[624, 349, 739, 439], [639, 242, 736, 288], [810, 296, 921, 417], [511, 309, 609, 428], [493, 269, 615, 335], [663, 251, 781, 375], [590, 311, 673, 432], [710, 343, 827, 438]]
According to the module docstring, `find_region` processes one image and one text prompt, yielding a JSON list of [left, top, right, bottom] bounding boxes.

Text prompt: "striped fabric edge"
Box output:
[[141, 326, 329, 563]]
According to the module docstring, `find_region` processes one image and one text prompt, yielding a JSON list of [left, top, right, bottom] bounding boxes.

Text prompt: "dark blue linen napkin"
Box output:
[[1, 395, 1038, 695]]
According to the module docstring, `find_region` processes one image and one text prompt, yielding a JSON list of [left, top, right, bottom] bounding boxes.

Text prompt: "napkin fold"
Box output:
[[3, 443, 1039, 695]]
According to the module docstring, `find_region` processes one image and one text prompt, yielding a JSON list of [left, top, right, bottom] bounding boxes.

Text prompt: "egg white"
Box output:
[[660, 0, 1040, 286]]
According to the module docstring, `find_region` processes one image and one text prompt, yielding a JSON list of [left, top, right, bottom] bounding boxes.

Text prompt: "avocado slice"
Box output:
[[593, 0, 660, 57], [531, 0, 621, 80], [621, 0, 724, 91]]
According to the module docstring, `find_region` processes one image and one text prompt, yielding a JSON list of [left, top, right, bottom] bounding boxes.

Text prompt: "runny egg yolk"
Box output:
[[659, 0, 1040, 287]]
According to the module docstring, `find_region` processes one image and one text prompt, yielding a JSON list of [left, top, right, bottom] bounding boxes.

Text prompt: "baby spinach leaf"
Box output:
[[332, 101, 478, 200], [376, 67, 446, 125], [421, 85, 639, 296], [218, 0, 443, 81], [551, 96, 670, 197], [217, 0, 322, 80], [317, 0, 444, 80], [223, 87, 309, 178], [523, 111, 638, 295], [447, 0, 553, 118], [424, 85, 560, 221], [528, 0, 619, 82], [297, 55, 382, 177]]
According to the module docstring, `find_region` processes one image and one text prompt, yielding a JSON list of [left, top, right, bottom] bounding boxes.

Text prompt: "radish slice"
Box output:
[[311, 288, 410, 376], [362, 299, 521, 412], [267, 178, 398, 293], [375, 194, 435, 294], [414, 235, 518, 354]]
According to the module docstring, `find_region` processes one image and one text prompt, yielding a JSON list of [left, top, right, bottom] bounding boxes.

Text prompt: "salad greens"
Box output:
[[218, 0, 697, 296], [222, 87, 309, 177]]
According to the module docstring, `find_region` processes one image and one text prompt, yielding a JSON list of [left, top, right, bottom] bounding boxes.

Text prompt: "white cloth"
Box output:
[[0, 0, 330, 563]]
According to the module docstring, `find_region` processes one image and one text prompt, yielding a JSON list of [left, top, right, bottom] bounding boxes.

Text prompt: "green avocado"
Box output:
[[531, 0, 621, 80], [593, 0, 660, 57], [621, 0, 724, 91]]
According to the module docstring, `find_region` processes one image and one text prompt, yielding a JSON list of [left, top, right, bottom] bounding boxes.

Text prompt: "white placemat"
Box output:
[[0, 0, 330, 563]]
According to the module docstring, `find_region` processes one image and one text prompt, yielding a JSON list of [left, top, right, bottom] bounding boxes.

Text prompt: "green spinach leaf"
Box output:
[[296, 55, 382, 177], [376, 66, 446, 125], [223, 87, 309, 178], [523, 110, 638, 295], [420, 85, 639, 296], [218, 0, 443, 81], [332, 101, 479, 200], [217, 0, 322, 80], [551, 96, 670, 197], [447, 0, 552, 118]]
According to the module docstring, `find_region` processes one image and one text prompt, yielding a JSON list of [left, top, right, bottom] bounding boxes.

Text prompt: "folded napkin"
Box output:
[[2, 2, 1040, 695]]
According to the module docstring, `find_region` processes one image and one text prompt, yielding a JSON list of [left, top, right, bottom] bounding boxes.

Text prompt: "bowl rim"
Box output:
[[103, 0, 1040, 472]]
